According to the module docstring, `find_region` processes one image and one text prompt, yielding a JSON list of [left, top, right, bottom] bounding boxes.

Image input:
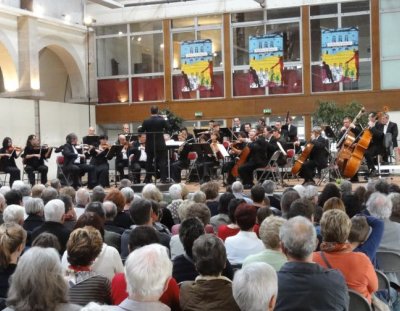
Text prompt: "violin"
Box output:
[[100, 143, 111, 150]]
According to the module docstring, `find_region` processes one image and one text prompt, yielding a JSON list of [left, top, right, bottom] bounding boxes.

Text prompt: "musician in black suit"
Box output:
[[337, 116, 362, 145], [364, 113, 385, 176], [115, 134, 133, 180], [232, 117, 245, 133], [89, 135, 110, 188], [238, 129, 268, 189], [22, 135, 50, 186], [0, 137, 21, 187], [281, 118, 298, 143], [62, 133, 96, 190], [140, 106, 170, 183], [269, 128, 289, 166], [378, 112, 398, 162], [130, 134, 147, 184], [299, 126, 329, 184]]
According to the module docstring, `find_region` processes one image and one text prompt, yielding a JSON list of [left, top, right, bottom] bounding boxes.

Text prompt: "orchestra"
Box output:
[[0, 109, 398, 189]]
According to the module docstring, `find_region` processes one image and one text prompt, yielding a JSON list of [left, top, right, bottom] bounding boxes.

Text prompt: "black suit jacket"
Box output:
[[310, 135, 329, 169], [248, 137, 268, 166], [370, 123, 385, 153], [281, 124, 298, 142], [62, 143, 80, 168], [31, 221, 71, 254], [140, 115, 169, 152], [383, 121, 398, 147]]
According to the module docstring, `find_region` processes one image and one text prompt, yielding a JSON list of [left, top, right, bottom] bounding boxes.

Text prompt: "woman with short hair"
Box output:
[[65, 226, 112, 306]]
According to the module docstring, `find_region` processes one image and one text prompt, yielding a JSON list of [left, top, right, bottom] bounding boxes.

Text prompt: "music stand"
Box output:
[[83, 135, 100, 146], [106, 145, 123, 160], [119, 133, 138, 143]]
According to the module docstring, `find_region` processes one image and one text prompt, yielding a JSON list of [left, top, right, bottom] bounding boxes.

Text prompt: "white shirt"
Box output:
[[138, 145, 147, 162], [61, 243, 124, 281], [225, 230, 265, 265], [384, 124, 388, 134], [72, 146, 80, 164]]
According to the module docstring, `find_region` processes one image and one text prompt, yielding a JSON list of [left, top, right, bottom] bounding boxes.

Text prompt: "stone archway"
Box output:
[[0, 33, 19, 92]]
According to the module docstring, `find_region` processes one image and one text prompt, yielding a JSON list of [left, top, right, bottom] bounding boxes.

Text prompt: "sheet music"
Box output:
[[166, 140, 184, 147], [217, 143, 229, 158], [277, 142, 287, 156]]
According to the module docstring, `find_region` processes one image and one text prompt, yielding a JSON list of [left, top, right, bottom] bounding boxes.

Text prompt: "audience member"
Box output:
[[31, 232, 61, 253], [322, 197, 345, 212], [31, 199, 71, 254], [106, 189, 131, 229], [142, 184, 163, 202], [0, 193, 4, 225], [50, 178, 62, 193], [60, 194, 77, 231], [318, 182, 341, 207], [3, 205, 24, 225], [251, 185, 267, 209], [340, 180, 352, 195], [167, 184, 184, 224], [210, 192, 235, 233], [120, 187, 134, 211], [75, 188, 90, 217], [192, 190, 206, 203], [280, 189, 300, 219], [103, 200, 125, 235], [108, 244, 172, 311], [262, 180, 280, 209], [231, 181, 253, 204], [200, 181, 220, 216], [389, 192, 400, 223], [313, 209, 378, 303], [217, 198, 244, 241], [31, 183, 45, 198], [91, 185, 106, 203], [5, 247, 80, 311], [225, 203, 264, 265], [0, 223, 26, 300], [180, 234, 240, 310], [60, 186, 76, 205], [275, 216, 348, 310], [243, 216, 287, 270], [233, 262, 277, 311], [19, 184, 31, 205], [41, 187, 58, 205], [65, 227, 112, 306], [287, 198, 314, 221], [4, 190, 22, 206], [23, 198, 44, 239], [118, 178, 132, 190]]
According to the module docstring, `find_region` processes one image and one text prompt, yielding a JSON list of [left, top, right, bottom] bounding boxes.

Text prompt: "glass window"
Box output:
[[96, 25, 127, 36], [266, 23, 301, 61], [232, 26, 264, 66], [310, 4, 338, 16], [343, 61, 371, 90], [97, 78, 129, 104], [198, 15, 222, 26], [130, 21, 162, 32], [341, 1, 370, 13], [342, 15, 371, 59], [382, 60, 400, 89], [130, 33, 164, 74], [172, 18, 194, 28], [267, 7, 300, 20], [380, 0, 400, 10], [198, 29, 222, 66], [97, 37, 128, 77], [231, 11, 264, 23], [380, 12, 400, 59], [310, 18, 338, 62], [132, 76, 164, 102]]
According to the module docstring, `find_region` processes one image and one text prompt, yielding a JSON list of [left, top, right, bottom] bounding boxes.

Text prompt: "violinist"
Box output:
[[238, 129, 268, 189], [22, 135, 50, 186], [269, 127, 289, 166], [62, 133, 96, 190], [90, 135, 111, 188], [298, 126, 329, 185], [170, 132, 192, 183], [364, 112, 385, 177], [0, 137, 21, 187], [130, 134, 148, 184], [115, 134, 133, 180], [197, 132, 220, 184], [222, 131, 247, 185]]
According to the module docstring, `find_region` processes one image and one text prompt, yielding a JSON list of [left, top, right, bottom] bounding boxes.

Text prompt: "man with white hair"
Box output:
[[31, 199, 71, 254], [103, 200, 125, 235], [108, 244, 172, 310], [75, 188, 90, 218], [3, 204, 25, 225], [233, 262, 277, 311], [262, 180, 280, 209], [231, 181, 253, 204], [275, 216, 348, 310], [167, 184, 183, 224]]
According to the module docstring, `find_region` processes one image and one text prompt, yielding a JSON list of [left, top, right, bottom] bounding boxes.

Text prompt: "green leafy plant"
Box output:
[[160, 109, 184, 135]]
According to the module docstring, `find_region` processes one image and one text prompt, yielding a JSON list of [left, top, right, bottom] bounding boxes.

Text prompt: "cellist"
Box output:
[[222, 131, 247, 185], [297, 126, 329, 185], [364, 112, 384, 177]]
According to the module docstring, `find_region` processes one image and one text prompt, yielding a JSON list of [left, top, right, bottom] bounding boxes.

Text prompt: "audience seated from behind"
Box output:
[[180, 234, 240, 311], [200, 181, 220, 217], [167, 184, 184, 225], [225, 203, 265, 266], [59, 194, 77, 232], [233, 262, 278, 311], [111, 226, 180, 310], [217, 199, 244, 241], [106, 189, 132, 229], [107, 244, 173, 311], [262, 180, 281, 210], [4, 247, 81, 311], [313, 209, 378, 304], [103, 200, 125, 235], [210, 192, 235, 233], [243, 216, 287, 271], [275, 216, 349, 310], [65, 226, 112, 306], [62, 212, 123, 281], [22, 197, 44, 233], [75, 188, 90, 218]]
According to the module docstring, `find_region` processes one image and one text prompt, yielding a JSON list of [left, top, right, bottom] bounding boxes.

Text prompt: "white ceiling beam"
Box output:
[[88, 0, 124, 9]]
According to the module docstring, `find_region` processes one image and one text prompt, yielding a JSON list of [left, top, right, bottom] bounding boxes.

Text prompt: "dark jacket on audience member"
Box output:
[[113, 211, 133, 229], [0, 264, 16, 298], [275, 261, 349, 311], [23, 214, 44, 233], [31, 221, 71, 254], [173, 254, 234, 284], [180, 277, 240, 311], [104, 221, 125, 235]]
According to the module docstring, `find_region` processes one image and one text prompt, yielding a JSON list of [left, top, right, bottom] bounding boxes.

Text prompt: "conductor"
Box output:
[[140, 106, 170, 183]]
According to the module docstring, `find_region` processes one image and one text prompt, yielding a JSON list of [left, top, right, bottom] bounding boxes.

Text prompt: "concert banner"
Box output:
[[321, 27, 359, 84], [180, 39, 213, 92], [249, 33, 284, 88]]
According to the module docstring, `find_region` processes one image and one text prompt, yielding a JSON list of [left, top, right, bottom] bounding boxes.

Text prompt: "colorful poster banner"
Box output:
[[321, 27, 359, 84], [249, 33, 284, 88], [180, 39, 213, 92]]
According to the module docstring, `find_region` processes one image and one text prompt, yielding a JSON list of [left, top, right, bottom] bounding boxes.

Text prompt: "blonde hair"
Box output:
[[320, 209, 351, 243], [0, 223, 27, 268], [323, 197, 346, 213], [259, 216, 286, 249]]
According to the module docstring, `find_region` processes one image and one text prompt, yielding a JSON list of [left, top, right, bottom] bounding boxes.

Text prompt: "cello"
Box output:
[[291, 143, 314, 175], [231, 145, 250, 177]]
